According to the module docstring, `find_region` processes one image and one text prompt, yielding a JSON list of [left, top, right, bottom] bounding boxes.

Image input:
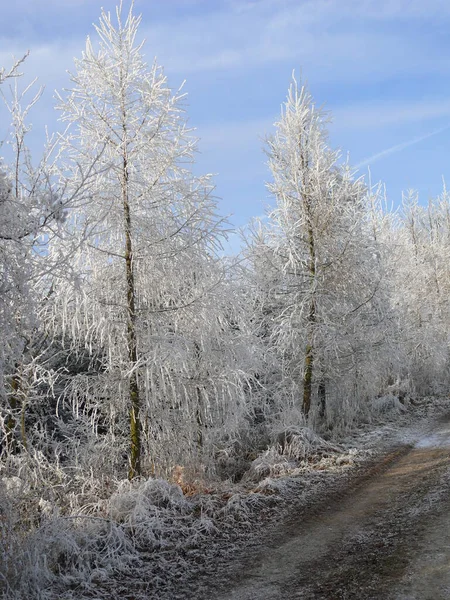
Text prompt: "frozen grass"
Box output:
[[2, 395, 449, 599], [0, 465, 277, 599], [371, 393, 407, 415]]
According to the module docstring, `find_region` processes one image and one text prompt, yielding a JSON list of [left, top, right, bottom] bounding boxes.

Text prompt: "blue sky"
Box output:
[[1, 0, 450, 236]]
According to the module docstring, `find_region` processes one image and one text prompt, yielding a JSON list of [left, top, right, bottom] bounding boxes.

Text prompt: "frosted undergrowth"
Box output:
[[0, 468, 276, 599], [276, 426, 343, 460], [243, 426, 351, 487], [371, 393, 407, 415], [3, 395, 448, 599]]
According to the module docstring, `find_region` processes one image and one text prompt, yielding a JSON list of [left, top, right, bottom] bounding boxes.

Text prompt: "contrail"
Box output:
[[355, 124, 450, 169]]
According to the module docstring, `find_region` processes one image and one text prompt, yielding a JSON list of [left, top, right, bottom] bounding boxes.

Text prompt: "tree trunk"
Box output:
[[302, 305, 315, 416], [118, 58, 142, 479], [5, 374, 19, 453], [193, 341, 204, 450], [195, 389, 204, 450], [123, 155, 141, 479], [318, 378, 326, 418], [302, 214, 316, 417]]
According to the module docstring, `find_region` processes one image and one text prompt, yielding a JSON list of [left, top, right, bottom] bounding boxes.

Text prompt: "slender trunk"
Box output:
[[20, 399, 27, 450], [118, 60, 142, 479], [7, 153, 28, 452], [193, 341, 204, 450], [318, 379, 326, 419], [5, 374, 19, 453], [123, 154, 141, 479], [302, 307, 315, 415], [302, 214, 316, 417], [196, 389, 204, 450]]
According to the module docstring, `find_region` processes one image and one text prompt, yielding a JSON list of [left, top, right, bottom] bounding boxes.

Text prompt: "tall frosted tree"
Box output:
[[246, 76, 388, 423], [387, 189, 450, 394], [0, 58, 68, 454], [52, 3, 253, 478]]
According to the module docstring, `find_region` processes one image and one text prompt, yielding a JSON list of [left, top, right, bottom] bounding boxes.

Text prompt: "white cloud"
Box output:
[[196, 97, 450, 158], [2, 0, 449, 88], [2, 0, 449, 175], [332, 100, 450, 132], [355, 125, 450, 169], [137, 0, 450, 81], [196, 117, 275, 150]]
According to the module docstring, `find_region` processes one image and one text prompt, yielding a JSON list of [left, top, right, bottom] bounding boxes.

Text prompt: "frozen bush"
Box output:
[[242, 447, 294, 483], [371, 394, 407, 415], [14, 516, 133, 598], [108, 478, 192, 549], [275, 426, 342, 461], [109, 478, 190, 519], [220, 491, 266, 522]]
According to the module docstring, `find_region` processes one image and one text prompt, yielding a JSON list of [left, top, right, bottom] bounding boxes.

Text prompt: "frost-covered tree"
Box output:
[[50, 3, 256, 478], [0, 55, 99, 457], [0, 61, 61, 453], [386, 188, 450, 394], [245, 76, 389, 425]]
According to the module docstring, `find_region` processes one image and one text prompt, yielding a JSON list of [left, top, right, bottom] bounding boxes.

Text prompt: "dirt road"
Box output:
[[216, 419, 450, 600]]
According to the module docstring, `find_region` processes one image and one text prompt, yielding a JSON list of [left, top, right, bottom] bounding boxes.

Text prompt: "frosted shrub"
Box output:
[[275, 426, 341, 461], [371, 394, 407, 415], [110, 478, 190, 515], [242, 447, 293, 483], [221, 491, 266, 522], [214, 426, 269, 483], [7, 516, 133, 598], [108, 478, 191, 548], [0, 479, 21, 596]]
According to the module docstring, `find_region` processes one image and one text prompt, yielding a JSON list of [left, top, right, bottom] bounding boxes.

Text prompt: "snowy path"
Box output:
[[214, 418, 450, 600]]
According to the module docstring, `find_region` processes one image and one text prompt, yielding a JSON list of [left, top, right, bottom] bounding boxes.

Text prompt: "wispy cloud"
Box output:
[[139, 0, 450, 80], [196, 98, 450, 161], [332, 100, 450, 132], [355, 125, 450, 169], [3, 0, 450, 88], [197, 117, 275, 150]]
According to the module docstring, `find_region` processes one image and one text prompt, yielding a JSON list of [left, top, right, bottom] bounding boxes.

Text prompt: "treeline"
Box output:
[[1, 4, 450, 489]]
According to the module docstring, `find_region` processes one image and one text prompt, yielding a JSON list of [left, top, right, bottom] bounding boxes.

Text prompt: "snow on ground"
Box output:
[[3, 395, 449, 599]]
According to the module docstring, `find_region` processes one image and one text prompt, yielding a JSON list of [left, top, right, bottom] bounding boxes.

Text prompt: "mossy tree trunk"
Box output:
[[318, 378, 326, 418], [301, 142, 317, 418], [302, 215, 316, 417], [193, 340, 204, 450], [120, 76, 141, 478], [123, 153, 141, 479]]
